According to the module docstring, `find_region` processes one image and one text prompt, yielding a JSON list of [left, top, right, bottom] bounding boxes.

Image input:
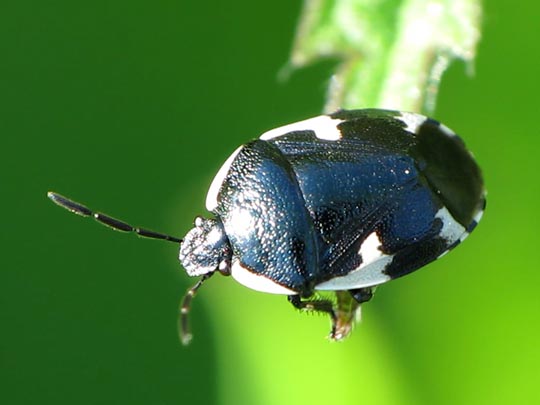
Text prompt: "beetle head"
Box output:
[[179, 216, 232, 276]]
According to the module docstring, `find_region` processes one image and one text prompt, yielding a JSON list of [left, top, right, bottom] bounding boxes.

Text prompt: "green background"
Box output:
[[2, 1, 539, 404]]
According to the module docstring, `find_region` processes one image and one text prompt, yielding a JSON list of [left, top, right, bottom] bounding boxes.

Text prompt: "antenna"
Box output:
[[48, 191, 215, 344], [47, 191, 182, 243]]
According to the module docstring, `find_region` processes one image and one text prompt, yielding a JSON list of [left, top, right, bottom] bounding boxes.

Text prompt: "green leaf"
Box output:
[[291, 0, 482, 113]]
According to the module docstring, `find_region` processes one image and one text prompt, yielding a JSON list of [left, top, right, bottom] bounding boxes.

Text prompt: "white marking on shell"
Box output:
[[435, 206, 467, 259], [315, 232, 393, 290], [396, 111, 426, 133], [437, 202, 485, 259], [439, 123, 457, 137], [259, 115, 344, 141], [359, 232, 383, 264], [205, 145, 243, 212], [473, 205, 485, 224], [436, 207, 466, 243], [231, 260, 297, 295], [437, 250, 450, 259], [315, 257, 393, 291]]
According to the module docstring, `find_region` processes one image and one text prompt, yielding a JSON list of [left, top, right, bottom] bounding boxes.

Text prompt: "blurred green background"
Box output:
[[2, 1, 539, 404]]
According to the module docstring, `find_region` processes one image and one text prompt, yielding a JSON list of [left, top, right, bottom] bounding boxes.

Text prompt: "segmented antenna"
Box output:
[[47, 191, 182, 243], [179, 273, 213, 345], [48, 191, 213, 345]]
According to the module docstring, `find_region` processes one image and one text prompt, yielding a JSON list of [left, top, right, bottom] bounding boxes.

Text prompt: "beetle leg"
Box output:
[[287, 295, 338, 337], [287, 295, 335, 315]]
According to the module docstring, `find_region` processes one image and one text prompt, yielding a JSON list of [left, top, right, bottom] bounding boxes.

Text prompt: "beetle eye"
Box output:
[[194, 216, 204, 227]]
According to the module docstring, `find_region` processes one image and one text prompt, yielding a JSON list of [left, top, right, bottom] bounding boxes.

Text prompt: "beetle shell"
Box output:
[[203, 109, 484, 297]]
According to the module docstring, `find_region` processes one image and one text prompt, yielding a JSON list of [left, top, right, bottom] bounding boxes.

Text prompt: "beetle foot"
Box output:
[[327, 291, 364, 341]]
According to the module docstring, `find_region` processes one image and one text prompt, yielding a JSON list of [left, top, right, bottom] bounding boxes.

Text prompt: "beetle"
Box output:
[[48, 108, 485, 344]]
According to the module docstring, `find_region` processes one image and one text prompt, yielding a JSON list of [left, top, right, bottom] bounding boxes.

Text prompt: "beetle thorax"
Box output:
[[179, 217, 231, 277]]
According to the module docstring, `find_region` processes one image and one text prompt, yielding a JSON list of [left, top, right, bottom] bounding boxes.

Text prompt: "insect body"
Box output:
[[49, 109, 485, 343]]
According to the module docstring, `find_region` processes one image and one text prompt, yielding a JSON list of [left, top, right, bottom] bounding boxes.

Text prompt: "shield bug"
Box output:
[[49, 108, 485, 343]]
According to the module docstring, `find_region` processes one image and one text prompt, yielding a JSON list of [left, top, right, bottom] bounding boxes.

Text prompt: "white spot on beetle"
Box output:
[[436, 206, 466, 243], [437, 250, 450, 259], [396, 111, 426, 134], [260, 115, 344, 141], [436, 203, 485, 259], [459, 231, 470, 243], [439, 123, 457, 137], [315, 232, 393, 291], [206, 145, 243, 212], [473, 205, 485, 224], [358, 232, 383, 264], [315, 257, 393, 291], [231, 260, 297, 295]]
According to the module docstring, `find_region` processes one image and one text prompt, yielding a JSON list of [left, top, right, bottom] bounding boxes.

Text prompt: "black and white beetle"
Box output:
[[49, 109, 485, 344]]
